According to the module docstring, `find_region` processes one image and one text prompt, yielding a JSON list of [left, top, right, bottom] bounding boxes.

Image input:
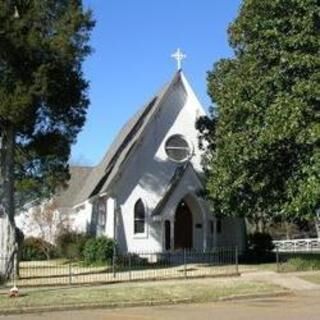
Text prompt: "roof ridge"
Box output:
[[74, 71, 182, 205], [95, 71, 184, 196], [69, 165, 93, 169], [152, 162, 203, 218]]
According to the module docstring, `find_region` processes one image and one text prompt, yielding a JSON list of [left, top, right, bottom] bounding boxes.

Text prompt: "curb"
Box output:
[[0, 290, 291, 316]]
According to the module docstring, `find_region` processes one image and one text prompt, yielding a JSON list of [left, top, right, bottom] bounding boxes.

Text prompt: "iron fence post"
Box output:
[[12, 252, 16, 288], [183, 249, 187, 279], [68, 262, 72, 285], [276, 247, 280, 273], [235, 247, 239, 274], [128, 253, 132, 281], [112, 250, 116, 279]]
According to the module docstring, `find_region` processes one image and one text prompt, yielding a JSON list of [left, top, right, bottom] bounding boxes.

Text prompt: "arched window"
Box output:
[[165, 220, 171, 251], [98, 200, 106, 227], [216, 219, 222, 234], [134, 199, 145, 234]]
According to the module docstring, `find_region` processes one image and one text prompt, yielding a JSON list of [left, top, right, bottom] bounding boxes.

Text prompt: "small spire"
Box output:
[[171, 48, 186, 70]]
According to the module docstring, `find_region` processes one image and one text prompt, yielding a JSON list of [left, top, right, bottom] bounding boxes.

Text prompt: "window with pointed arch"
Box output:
[[98, 199, 106, 228], [134, 199, 146, 234]]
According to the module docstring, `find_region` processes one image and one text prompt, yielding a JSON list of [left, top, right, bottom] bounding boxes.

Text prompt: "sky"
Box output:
[[71, 0, 242, 166]]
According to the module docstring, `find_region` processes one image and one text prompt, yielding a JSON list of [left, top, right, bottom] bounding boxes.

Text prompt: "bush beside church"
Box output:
[[21, 232, 115, 265]]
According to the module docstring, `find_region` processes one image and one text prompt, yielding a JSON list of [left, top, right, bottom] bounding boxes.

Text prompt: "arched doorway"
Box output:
[[174, 200, 193, 249]]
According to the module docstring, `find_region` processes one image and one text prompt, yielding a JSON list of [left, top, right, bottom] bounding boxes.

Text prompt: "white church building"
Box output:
[[17, 64, 246, 253]]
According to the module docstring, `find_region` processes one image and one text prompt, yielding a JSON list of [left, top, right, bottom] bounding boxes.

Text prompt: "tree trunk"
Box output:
[[0, 215, 16, 279], [0, 125, 17, 280], [258, 218, 264, 233], [285, 222, 291, 240], [316, 209, 320, 238]]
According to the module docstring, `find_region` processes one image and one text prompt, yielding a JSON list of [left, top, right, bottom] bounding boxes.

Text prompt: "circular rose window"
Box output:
[[165, 135, 192, 162]]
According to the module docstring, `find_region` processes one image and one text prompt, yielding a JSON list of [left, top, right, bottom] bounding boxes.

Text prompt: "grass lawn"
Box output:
[[240, 263, 278, 272], [299, 273, 320, 285], [0, 278, 284, 312], [15, 259, 239, 287], [240, 254, 320, 274]]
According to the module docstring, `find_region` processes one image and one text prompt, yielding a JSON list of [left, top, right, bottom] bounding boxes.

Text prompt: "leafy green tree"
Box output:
[[201, 0, 320, 231], [0, 0, 94, 278]]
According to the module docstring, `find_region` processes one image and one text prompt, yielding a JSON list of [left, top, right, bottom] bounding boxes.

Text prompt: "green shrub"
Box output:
[[22, 237, 57, 261], [285, 255, 320, 271], [0, 273, 5, 285], [248, 232, 274, 255], [56, 231, 90, 260], [83, 236, 115, 264]]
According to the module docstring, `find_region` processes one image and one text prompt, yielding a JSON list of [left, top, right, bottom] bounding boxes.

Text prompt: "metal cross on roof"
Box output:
[[171, 48, 186, 70]]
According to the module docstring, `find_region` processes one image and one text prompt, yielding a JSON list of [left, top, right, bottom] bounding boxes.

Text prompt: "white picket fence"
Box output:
[[273, 238, 320, 252]]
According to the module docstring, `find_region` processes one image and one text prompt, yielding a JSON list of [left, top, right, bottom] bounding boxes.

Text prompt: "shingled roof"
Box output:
[[151, 162, 204, 219], [74, 71, 184, 206], [54, 166, 93, 209]]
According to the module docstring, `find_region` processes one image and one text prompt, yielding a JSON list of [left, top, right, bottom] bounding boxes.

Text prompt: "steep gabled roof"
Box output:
[[54, 166, 93, 209], [151, 162, 204, 218], [74, 71, 184, 206]]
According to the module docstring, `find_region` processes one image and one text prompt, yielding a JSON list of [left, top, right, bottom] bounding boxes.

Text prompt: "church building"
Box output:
[[17, 54, 246, 253]]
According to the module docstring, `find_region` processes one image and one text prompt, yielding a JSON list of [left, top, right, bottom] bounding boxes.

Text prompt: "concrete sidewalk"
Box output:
[[1, 269, 319, 294], [242, 270, 320, 291]]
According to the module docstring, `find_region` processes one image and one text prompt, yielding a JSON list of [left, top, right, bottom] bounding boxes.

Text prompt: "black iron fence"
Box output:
[[0, 248, 239, 288]]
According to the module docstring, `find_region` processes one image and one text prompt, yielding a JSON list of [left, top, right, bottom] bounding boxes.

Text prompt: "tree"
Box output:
[[23, 198, 72, 260], [201, 0, 320, 231], [0, 0, 94, 278], [23, 199, 71, 251]]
